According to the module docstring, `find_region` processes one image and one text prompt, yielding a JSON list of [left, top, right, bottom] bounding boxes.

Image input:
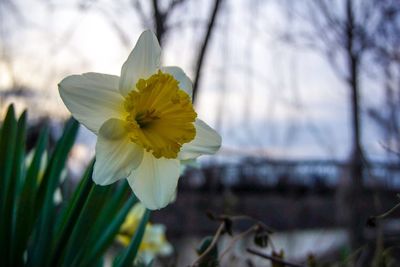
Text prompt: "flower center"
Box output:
[[123, 71, 197, 159]]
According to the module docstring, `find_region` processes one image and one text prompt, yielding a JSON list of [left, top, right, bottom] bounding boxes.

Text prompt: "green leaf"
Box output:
[[62, 184, 115, 266], [12, 126, 48, 266], [11, 111, 27, 200], [79, 190, 138, 266], [28, 118, 79, 267], [48, 160, 95, 267], [8, 111, 27, 265], [0, 104, 17, 266], [94, 181, 132, 228], [114, 209, 151, 267], [34, 118, 79, 216]]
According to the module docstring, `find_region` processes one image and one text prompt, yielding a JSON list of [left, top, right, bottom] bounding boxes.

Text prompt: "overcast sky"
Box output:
[[0, 0, 390, 161]]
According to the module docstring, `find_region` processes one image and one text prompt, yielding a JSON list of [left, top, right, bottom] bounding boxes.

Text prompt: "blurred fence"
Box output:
[[152, 159, 400, 236], [180, 159, 400, 191]]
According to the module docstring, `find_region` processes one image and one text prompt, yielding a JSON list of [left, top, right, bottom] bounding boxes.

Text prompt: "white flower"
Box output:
[[58, 30, 221, 210]]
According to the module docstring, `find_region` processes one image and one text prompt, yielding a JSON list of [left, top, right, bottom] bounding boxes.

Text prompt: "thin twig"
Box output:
[[219, 226, 257, 261], [379, 141, 400, 157], [190, 223, 225, 266], [372, 201, 400, 221], [247, 248, 306, 267]]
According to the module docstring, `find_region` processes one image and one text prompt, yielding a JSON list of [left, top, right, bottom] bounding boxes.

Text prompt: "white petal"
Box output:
[[179, 119, 221, 160], [59, 72, 124, 134], [119, 30, 161, 96], [93, 119, 144, 185], [127, 152, 180, 210], [161, 66, 193, 98]]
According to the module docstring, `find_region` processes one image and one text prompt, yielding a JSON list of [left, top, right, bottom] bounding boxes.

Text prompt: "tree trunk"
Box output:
[[348, 52, 365, 250], [152, 0, 166, 47], [345, 0, 365, 251]]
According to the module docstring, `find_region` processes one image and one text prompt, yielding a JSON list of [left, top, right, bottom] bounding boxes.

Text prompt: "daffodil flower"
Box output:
[[58, 30, 221, 209], [117, 203, 173, 263]]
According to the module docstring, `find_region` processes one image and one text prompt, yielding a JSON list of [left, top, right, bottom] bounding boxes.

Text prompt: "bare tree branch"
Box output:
[[192, 0, 223, 102], [247, 248, 306, 267]]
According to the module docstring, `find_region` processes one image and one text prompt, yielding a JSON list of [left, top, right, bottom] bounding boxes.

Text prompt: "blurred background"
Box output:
[[1, 0, 400, 265]]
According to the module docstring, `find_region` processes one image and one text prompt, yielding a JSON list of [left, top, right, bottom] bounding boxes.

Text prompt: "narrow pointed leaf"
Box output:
[[12, 126, 48, 266], [49, 160, 95, 267], [79, 191, 138, 266], [114, 209, 151, 267], [28, 118, 79, 267], [0, 105, 17, 266], [62, 184, 114, 266], [8, 111, 27, 265], [34, 118, 79, 216]]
